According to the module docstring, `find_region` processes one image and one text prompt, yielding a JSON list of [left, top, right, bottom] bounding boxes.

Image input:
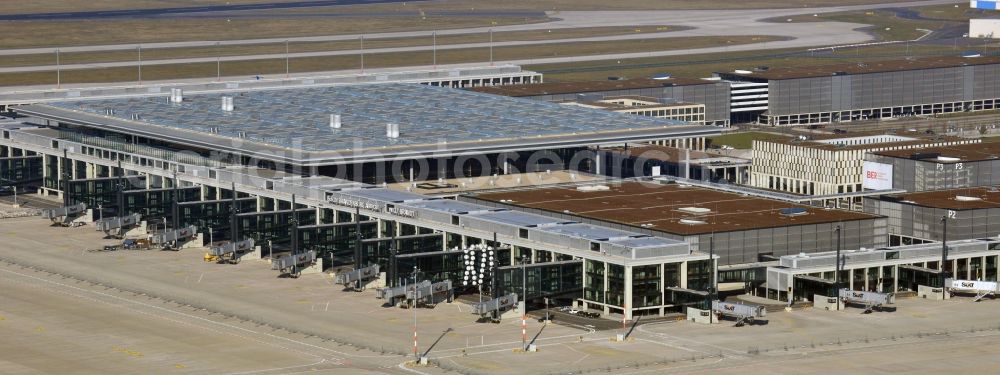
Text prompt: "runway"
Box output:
[[0, 0, 962, 75]]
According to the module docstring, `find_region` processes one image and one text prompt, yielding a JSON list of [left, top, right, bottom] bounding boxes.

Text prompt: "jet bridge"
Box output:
[[404, 280, 454, 307], [40, 203, 86, 225], [470, 293, 518, 322], [335, 264, 380, 288], [377, 280, 431, 304], [96, 213, 142, 238], [271, 250, 317, 278], [947, 279, 1000, 302], [150, 225, 198, 250], [711, 300, 766, 327], [209, 238, 255, 264], [838, 289, 895, 313]]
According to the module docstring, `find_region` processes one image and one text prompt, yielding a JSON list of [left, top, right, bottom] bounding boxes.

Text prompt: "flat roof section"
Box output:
[[723, 56, 1000, 80], [884, 187, 1000, 210], [872, 142, 1000, 163], [19, 84, 720, 165], [470, 181, 878, 236], [762, 131, 972, 152], [470, 78, 716, 97], [603, 144, 750, 166]]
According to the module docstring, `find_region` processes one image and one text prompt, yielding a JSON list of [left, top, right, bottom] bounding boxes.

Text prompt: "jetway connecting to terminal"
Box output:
[[405, 280, 454, 307], [151, 225, 199, 250], [271, 250, 317, 278], [711, 300, 766, 327], [838, 289, 895, 313], [96, 213, 142, 238], [335, 264, 380, 290], [947, 279, 1000, 302], [208, 238, 255, 264], [41, 203, 87, 225], [471, 293, 519, 322], [377, 280, 431, 306]]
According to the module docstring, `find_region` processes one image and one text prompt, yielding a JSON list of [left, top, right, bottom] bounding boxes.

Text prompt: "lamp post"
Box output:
[[941, 216, 949, 288], [137, 44, 142, 86], [55, 48, 61, 88], [412, 265, 420, 360], [521, 255, 528, 351], [835, 225, 842, 293], [216, 42, 221, 82]]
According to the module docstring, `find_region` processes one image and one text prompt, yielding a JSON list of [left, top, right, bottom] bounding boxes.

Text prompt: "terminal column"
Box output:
[[623, 266, 633, 321]]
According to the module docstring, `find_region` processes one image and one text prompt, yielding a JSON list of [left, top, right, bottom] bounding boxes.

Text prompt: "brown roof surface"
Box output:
[[470, 78, 715, 97], [886, 187, 1000, 210], [871, 142, 1000, 163], [724, 56, 1000, 80], [472, 182, 878, 235], [761, 131, 973, 152]]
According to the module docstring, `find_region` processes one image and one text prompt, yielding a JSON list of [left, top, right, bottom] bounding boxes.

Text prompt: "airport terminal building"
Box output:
[[0, 82, 728, 319]]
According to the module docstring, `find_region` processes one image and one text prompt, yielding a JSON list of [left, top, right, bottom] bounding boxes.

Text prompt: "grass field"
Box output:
[[707, 132, 792, 149], [0, 15, 552, 49], [0, 26, 682, 68], [773, 3, 981, 42], [528, 39, 996, 82], [0, 0, 935, 14], [0, 35, 781, 86]]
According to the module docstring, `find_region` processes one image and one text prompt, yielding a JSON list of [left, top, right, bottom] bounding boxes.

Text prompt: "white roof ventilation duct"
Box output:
[[330, 114, 341, 129], [221, 96, 234, 112]]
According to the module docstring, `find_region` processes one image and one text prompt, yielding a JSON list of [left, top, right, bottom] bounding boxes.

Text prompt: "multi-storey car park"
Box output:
[[0, 82, 727, 320], [864, 187, 1000, 246], [865, 142, 1000, 192], [718, 56, 1000, 126]]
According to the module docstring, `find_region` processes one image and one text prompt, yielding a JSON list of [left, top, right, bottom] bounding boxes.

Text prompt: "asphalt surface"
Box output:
[[0, 0, 962, 75], [0, 0, 416, 21], [3, 213, 1000, 374]]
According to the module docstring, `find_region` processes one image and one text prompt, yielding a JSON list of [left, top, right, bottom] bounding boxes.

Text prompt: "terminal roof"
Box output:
[[19, 83, 718, 165], [471, 181, 879, 235], [470, 78, 717, 97]]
